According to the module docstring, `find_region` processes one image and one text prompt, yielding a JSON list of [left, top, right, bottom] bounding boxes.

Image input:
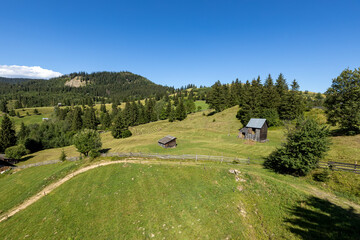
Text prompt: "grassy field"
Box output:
[[0, 161, 79, 214], [19, 106, 285, 166], [1, 161, 358, 239]]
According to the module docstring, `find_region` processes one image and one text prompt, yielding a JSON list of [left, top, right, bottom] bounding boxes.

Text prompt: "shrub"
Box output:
[[121, 129, 132, 138], [313, 169, 330, 182], [5, 144, 27, 160], [60, 149, 67, 161], [264, 118, 330, 176], [89, 149, 100, 160]]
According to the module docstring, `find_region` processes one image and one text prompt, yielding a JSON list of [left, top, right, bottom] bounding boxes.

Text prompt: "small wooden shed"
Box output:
[[238, 118, 268, 143], [158, 136, 177, 148]]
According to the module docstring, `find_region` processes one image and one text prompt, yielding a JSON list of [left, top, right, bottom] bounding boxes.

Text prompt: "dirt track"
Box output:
[[1, 159, 359, 223], [0, 160, 149, 223]]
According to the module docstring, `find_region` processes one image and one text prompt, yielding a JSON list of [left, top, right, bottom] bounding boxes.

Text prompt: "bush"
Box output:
[[89, 149, 100, 160], [5, 144, 27, 160], [60, 149, 67, 161], [313, 169, 330, 182], [121, 129, 132, 138], [263, 118, 330, 176]]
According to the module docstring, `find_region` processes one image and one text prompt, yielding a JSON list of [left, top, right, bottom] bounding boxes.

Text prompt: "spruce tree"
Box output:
[[279, 80, 304, 120], [206, 81, 226, 112], [100, 112, 112, 129], [112, 113, 126, 138], [83, 107, 98, 130], [100, 104, 107, 113], [0, 114, 17, 152], [17, 122, 29, 142], [275, 73, 288, 97], [262, 74, 280, 109], [176, 98, 187, 121], [71, 107, 83, 131], [0, 100, 8, 113]]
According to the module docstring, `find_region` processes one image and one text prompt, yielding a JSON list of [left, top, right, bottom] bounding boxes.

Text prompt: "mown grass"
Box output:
[[0, 161, 79, 214], [1, 162, 359, 239]]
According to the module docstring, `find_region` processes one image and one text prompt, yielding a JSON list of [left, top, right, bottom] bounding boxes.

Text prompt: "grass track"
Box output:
[[0, 161, 78, 214]]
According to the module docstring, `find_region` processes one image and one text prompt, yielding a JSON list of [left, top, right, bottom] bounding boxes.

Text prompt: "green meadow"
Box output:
[[1, 162, 359, 239]]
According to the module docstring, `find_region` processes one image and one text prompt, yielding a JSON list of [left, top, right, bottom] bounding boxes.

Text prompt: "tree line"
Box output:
[[0, 94, 197, 157], [206, 73, 306, 126]]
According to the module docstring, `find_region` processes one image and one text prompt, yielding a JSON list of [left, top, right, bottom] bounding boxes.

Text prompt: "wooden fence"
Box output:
[[14, 152, 250, 170], [318, 161, 360, 174], [100, 152, 250, 164]]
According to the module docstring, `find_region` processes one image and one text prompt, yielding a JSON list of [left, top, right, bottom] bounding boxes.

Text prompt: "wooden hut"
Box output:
[[238, 118, 268, 142], [158, 136, 177, 148]]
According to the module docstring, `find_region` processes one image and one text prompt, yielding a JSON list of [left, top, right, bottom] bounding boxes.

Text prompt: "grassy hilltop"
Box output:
[[1, 102, 360, 239]]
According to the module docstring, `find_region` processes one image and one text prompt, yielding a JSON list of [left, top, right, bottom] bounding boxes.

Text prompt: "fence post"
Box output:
[[221, 157, 223, 164], [247, 157, 250, 164], [196, 155, 197, 162]]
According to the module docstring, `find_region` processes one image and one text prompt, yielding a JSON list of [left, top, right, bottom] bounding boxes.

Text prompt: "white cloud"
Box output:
[[0, 65, 63, 79]]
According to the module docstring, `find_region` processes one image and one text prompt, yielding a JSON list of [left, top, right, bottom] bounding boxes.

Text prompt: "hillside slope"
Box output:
[[1, 161, 359, 239], [0, 71, 171, 107]]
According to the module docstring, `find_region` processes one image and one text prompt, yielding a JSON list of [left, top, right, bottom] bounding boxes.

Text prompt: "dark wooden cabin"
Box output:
[[158, 136, 177, 148], [238, 118, 268, 142]]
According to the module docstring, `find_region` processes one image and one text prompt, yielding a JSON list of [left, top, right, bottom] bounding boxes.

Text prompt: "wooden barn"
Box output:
[[238, 118, 268, 143], [158, 136, 177, 148]]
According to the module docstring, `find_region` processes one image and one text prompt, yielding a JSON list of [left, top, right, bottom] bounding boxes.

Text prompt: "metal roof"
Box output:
[[246, 118, 267, 129], [158, 136, 177, 144]]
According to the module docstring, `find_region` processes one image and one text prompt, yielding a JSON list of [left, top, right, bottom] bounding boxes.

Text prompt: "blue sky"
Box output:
[[1, 0, 359, 92]]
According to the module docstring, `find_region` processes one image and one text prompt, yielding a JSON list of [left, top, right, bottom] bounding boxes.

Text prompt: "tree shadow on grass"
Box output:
[[285, 196, 360, 240], [330, 128, 359, 137], [206, 111, 217, 116], [99, 148, 111, 154]]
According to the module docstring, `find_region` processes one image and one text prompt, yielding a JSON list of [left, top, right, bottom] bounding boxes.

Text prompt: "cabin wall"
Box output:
[[260, 124, 268, 141], [166, 140, 177, 148]]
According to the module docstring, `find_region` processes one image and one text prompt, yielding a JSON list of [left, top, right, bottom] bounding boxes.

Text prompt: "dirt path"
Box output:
[[0, 160, 150, 223], [1, 160, 359, 223]]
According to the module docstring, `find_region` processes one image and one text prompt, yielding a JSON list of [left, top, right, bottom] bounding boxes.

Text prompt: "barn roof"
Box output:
[[246, 118, 267, 129], [158, 136, 177, 144]]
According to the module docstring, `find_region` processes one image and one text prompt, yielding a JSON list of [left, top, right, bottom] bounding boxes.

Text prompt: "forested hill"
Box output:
[[0, 77, 43, 84], [0, 72, 172, 107]]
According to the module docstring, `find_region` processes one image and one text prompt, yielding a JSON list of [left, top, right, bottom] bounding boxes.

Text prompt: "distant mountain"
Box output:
[[0, 71, 173, 107], [0, 77, 44, 84]]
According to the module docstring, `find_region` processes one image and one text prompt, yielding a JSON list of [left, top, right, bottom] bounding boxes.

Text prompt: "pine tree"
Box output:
[[100, 112, 112, 129], [169, 106, 175, 122], [112, 113, 126, 138], [137, 102, 146, 124], [71, 107, 83, 131], [279, 80, 304, 120], [165, 101, 172, 118], [17, 122, 29, 142], [262, 74, 280, 109], [0, 114, 17, 152], [83, 107, 98, 130], [275, 73, 288, 97], [176, 98, 187, 121], [206, 81, 226, 112], [100, 104, 107, 113], [0, 100, 8, 113]]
